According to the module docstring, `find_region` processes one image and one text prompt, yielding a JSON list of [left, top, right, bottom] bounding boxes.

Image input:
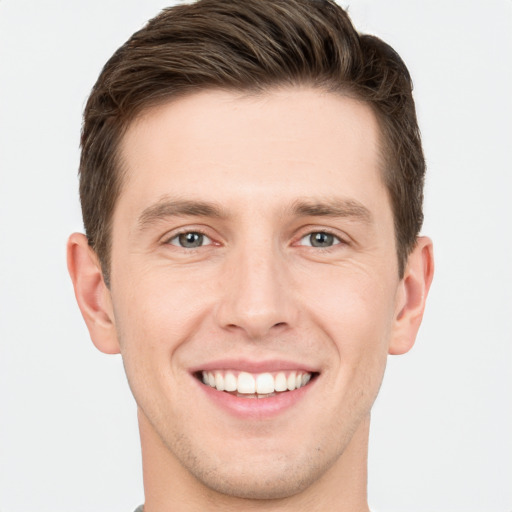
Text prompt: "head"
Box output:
[[69, 0, 434, 507], [79, 0, 425, 286]]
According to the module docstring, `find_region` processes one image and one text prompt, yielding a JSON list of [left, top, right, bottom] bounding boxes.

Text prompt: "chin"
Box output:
[[162, 424, 346, 502], [190, 459, 327, 500]]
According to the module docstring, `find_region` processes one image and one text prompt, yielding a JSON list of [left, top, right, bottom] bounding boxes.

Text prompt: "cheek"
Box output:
[[110, 268, 217, 399], [113, 264, 215, 342], [300, 264, 397, 352], [110, 279, 202, 428], [298, 263, 396, 409], [317, 277, 393, 414]]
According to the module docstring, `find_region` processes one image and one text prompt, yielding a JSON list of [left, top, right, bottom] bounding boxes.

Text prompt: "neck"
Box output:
[[139, 410, 371, 512]]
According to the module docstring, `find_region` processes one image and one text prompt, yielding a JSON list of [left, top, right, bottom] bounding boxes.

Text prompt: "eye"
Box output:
[[299, 231, 341, 248], [168, 231, 212, 248]]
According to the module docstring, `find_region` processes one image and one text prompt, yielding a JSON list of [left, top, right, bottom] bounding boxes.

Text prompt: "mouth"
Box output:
[[195, 369, 318, 399]]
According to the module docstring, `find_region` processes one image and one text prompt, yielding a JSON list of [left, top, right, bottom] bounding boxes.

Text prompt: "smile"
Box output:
[[199, 370, 314, 398]]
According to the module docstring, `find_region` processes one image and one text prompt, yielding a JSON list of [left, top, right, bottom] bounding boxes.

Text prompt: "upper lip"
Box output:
[[189, 358, 320, 374]]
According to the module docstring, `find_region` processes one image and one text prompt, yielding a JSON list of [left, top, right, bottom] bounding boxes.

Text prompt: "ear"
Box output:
[[67, 233, 120, 354], [388, 236, 434, 355]]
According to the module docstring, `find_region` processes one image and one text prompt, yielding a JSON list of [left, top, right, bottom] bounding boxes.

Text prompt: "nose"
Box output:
[[215, 242, 298, 340]]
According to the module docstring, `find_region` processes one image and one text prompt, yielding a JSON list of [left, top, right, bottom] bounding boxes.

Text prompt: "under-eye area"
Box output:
[[195, 370, 319, 398]]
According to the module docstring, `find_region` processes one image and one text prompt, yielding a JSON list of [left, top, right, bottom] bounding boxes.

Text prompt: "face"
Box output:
[[109, 88, 404, 499]]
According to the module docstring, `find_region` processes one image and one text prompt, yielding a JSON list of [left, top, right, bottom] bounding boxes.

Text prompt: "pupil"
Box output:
[[311, 232, 333, 247], [179, 232, 203, 248]]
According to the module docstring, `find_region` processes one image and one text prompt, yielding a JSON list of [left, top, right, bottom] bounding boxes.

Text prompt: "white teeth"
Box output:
[[256, 373, 274, 394], [274, 372, 288, 392], [237, 372, 256, 393], [287, 372, 296, 391], [214, 371, 225, 391], [201, 370, 313, 396], [224, 371, 237, 392]]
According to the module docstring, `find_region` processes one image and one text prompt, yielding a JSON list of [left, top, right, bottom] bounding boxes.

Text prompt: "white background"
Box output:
[[0, 1, 510, 511]]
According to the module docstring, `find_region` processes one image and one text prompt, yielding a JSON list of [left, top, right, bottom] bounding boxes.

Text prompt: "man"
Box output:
[[67, 0, 434, 510]]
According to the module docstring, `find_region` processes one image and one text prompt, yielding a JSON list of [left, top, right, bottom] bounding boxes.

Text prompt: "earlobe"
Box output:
[[389, 236, 434, 355], [67, 233, 120, 354]]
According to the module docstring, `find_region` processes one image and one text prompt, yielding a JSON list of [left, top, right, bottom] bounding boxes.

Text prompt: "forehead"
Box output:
[[116, 87, 388, 219]]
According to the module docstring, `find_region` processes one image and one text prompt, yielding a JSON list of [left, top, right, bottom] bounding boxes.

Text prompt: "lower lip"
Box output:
[[196, 377, 317, 419]]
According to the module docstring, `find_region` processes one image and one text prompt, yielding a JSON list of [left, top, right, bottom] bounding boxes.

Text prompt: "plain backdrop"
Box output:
[[0, 1, 511, 511]]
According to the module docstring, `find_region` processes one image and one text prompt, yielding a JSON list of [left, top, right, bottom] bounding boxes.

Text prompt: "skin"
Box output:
[[68, 88, 434, 511]]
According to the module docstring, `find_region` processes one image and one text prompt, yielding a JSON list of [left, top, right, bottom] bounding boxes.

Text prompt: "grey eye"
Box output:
[[170, 232, 211, 248], [300, 232, 339, 248]]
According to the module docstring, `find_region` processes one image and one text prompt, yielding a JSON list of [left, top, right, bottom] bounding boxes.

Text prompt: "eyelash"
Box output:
[[166, 229, 214, 249], [296, 231, 345, 249], [164, 228, 347, 251]]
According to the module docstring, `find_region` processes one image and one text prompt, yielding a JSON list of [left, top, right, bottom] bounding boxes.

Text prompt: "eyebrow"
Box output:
[[138, 198, 227, 229], [137, 195, 373, 230], [290, 198, 373, 224]]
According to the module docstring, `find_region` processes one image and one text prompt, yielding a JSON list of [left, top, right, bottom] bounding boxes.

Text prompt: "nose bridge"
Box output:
[[216, 235, 295, 338]]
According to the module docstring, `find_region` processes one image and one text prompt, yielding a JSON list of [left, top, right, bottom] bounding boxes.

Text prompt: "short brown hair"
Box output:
[[79, 0, 425, 284]]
